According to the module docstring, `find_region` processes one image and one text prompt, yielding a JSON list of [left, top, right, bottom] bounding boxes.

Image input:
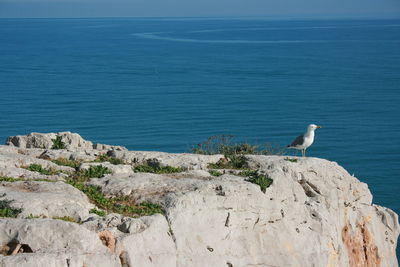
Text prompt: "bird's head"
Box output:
[[308, 124, 322, 131]]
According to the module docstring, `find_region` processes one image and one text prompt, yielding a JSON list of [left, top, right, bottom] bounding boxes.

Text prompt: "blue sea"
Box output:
[[0, 17, 399, 231]]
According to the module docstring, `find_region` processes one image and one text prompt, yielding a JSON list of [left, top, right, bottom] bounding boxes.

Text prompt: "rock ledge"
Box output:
[[0, 132, 398, 267]]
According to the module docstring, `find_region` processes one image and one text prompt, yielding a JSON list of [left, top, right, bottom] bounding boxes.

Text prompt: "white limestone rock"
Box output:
[[79, 162, 134, 176], [110, 150, 223, 170], [5, 132, 127, 152], [0, 132, 398, 267], [0, 150, 73, 181], [5, 132, 94, 150], [0, 181, 93, 221], [90, 156, 399, 267], [0, 252, 121, 267], [115, 214, 177, 267], [0, 219, 120, 267], [87, 173, 210, 204]]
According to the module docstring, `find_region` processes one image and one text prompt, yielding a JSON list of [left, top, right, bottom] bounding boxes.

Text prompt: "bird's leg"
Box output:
[[302, 149, 305, 157]]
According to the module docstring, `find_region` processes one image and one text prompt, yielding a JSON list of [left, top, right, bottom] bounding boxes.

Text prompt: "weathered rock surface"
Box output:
[[6, 132, 126, 151], [0, 219, 120, 267], [80, 162, 134, 176], [0, 132, 398, 267], [0, 181, 93, 220], [0, 147, 72, 181], [109, 149, 223, 170]]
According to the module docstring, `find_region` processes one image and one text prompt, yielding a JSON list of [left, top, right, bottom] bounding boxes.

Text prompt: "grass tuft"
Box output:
[[89, 208, 106, 216], [238, 170, 273, 193], [82, 165, 112, 178], [25, 214, 42, 219], [209, 170, 223, 177], [52, 158, 81, 169], [0, 196, 22, 218], [53, 216, 78, 223], [94, 154, 124, 165], [208, 154, 248, 170], [67, 180, 163, 217], [51, 135, 66, 150], [192, 135, 285, 156], [81, 165, 112, 180], [0, 176, 26, 182], [133, 164, 184, 174], [0, 176, 55, 183], [25, 164, 59, 175]]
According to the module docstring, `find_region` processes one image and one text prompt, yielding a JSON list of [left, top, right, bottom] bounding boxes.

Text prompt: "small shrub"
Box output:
[[53, 216, 77, 223], [67, 165, 111, 184], [51, 135, 66, 150], [240, 171, 273, 193], [192, 135, 235, 155], [208, 155, 248, 170], [26, 164, 58, 175], [0, 196, 22, 218], [52, 158, 81, 169], [133, 165, 184, 174], [238, 169, 258, 177], [89, 208, 106, 216], [82, 165, 112, 178], [192, 135, 285, 156], [95, 154, 124, 165], [209, 170, 223, 177]]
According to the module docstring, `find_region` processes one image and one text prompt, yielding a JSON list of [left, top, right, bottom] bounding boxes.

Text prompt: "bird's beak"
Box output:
[[317, 126, 322, 128]]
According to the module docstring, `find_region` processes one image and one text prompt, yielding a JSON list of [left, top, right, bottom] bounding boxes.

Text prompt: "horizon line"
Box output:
[[1, 14, 400, 20]]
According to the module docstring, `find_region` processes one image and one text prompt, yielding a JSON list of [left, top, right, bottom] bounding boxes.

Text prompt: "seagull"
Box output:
[[287, 124, 321, 157]]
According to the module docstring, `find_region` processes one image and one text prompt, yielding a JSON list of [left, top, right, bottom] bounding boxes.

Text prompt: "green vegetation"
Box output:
[[67, 180, 163, 217], [192, 135, 284, 156], [94, 154, 124, 165], [238, 170, 273, 193], [133, 164, 184, 174], [52, 158, 81, 169], [0, 176, 26, 182], [0, 196, 22, 218], [25, 214, 43, 219], [208, 154, 248, 170], [82, 165, 111, 178], [25, 164, 59, 175], [89, 208, 106, 216], [80, 165, 112, 179], [284, 157, 298, 163], [209, 170, 223, 177], [0, 176, 54, 183], [52, 216, 78, 223], [194, 135, 283, 170], [51, 135, 66, 150], [67, 165, 111, 184], [238, 169, 258, 177]]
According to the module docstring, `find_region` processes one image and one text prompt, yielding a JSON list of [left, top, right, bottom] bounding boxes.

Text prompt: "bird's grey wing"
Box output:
[[288, 135, 304, 147]]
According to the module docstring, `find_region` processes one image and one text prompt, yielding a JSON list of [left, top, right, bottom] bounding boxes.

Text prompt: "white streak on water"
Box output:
[[132, 32, 400, 44], [188, 24, 400, 33]]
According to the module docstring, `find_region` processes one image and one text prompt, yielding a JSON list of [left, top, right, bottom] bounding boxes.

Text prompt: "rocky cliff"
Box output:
[[0, 132, 398, 267]]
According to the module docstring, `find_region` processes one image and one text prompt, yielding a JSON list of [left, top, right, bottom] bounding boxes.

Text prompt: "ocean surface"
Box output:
[[0, 17, 399, 240]]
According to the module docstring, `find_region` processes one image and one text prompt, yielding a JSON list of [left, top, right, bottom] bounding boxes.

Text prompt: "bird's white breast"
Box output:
[[302, 131, 315, 149]]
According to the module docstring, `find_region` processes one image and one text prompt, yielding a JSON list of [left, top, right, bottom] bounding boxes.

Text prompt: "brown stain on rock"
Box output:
[[341, 218, 381, 267], [98, 230, 116, 253]]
